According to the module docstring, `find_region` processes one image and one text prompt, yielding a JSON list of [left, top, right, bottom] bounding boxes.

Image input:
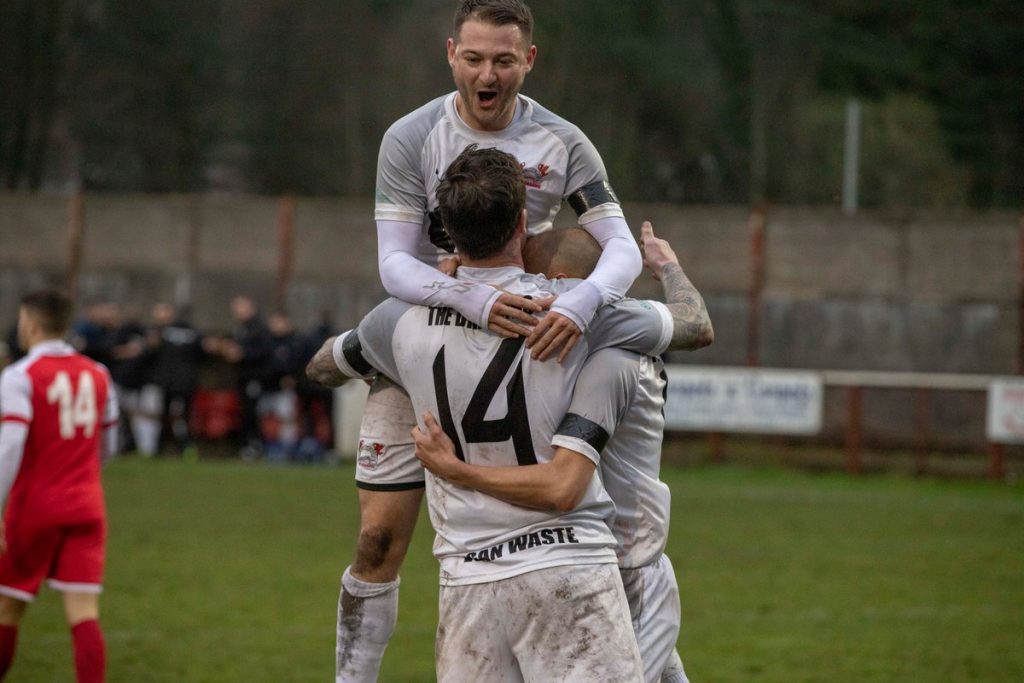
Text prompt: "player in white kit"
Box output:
[[337, 1, 644, 679], [309, 147, 710, 681], [415, 225, 707, 683]]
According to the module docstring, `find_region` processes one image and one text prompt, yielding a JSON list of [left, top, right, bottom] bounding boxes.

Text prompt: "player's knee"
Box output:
[[0, 596, 27, 625], [352, 525, 397, 576]]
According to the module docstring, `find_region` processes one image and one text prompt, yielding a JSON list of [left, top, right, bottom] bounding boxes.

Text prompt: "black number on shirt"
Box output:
[[432, 337, 536, 465]]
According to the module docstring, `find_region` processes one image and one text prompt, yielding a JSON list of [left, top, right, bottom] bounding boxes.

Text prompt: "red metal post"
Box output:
[[275, 195, 296, 313], [66, 190, 85, 302], [1018, 212, 1024, 374], [747, 206, 766, 367], [845, 386, 863, 474], [709, 432, 726, 462], [914, 388, 931, 476], [989, 442, 1006, 481]]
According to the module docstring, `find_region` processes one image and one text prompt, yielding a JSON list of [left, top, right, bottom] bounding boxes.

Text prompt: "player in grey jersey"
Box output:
[[309, 147, 711, 681], [414, 225, 704, 682], [338, 1, 644, 680]]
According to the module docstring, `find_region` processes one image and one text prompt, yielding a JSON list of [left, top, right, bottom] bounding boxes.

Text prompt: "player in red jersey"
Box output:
[[0, 290, 118, 683]]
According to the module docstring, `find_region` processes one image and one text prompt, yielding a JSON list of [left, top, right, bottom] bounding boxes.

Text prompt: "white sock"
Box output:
[[662, 649, 690, 683], [336, 567, 399, 683]]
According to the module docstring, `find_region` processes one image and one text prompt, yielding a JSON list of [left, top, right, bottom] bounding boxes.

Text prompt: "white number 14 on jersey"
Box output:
[[47, 371, 98, 439]]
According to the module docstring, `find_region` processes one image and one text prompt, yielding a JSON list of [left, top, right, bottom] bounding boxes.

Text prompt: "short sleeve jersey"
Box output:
[[552, 348, 671, 569], [333, 268, 674, 586], [375, 93, 621, 264], [0, 340, 117, 525]]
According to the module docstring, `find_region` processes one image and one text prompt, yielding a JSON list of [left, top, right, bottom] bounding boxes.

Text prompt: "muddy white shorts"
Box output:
[[354, 375, 424, 491], [436, 563, 644, 682], [620, 554, 684, 683]]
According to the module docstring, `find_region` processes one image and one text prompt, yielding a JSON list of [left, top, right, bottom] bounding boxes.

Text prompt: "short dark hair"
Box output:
[[436, 145, 525, 260], [453, 0, 533, 43], [20, 289, 72, 336]]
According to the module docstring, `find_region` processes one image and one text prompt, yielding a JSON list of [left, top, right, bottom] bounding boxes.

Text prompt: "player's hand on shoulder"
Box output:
[[640, 220, 679, 281], [438, 255, 461, 278], [488, 292, 543, 339], [526, 309, 582, 363], [412, 412, 459, 478]]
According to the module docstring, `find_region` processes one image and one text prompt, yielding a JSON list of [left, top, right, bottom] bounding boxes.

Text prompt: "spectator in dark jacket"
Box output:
[[219, 295, 272, 459], [148, 302, 204, 457], [260, 311, 303, 461]]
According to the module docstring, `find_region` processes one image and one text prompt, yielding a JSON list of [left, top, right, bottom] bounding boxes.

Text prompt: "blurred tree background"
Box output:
[[1, 0, 1021, 207]]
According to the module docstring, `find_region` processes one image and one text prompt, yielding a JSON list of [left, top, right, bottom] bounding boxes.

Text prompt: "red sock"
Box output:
[[0, 625, 17, 679], [71, 619, 105, 683]]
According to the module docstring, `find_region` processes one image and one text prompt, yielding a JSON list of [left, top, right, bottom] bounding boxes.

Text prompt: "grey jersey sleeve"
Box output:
[[331, 298, 411, 385], [585, 298, 674, 357], [528, 98, 610, 203], [374, 97, 445, 223], [551, 348, 639, 464]]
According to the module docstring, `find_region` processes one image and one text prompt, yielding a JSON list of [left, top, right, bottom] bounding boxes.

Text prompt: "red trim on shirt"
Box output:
[[0, 415, 30, 426]]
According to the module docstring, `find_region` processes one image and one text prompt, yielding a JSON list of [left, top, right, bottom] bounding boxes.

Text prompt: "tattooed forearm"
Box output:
[[661, 263, 714, 351], [305, 337, 347, 387]]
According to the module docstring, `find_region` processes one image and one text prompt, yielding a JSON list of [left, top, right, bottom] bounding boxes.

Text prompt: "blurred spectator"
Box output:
[[296, 311, 335, 462], [260, 311, 303, 462], [213, 295, 272, 459], [4, 325, 22, 363], [71, 300, 120, 366], [108, 306, 158, 456], [147, 302, 205, 458]]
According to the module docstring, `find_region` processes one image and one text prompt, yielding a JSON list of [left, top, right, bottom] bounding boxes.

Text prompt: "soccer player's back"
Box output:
[[0, 290, 118, 683]]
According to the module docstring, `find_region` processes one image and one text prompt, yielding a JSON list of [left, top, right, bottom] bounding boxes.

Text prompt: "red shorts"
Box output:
[[0, 517, 106, 602]]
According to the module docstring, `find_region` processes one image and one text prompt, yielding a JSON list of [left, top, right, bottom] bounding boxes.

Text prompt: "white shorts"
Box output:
[[354, 376, 424, 491], [620, 554, 683, 683], [436, 563, 644, 683]]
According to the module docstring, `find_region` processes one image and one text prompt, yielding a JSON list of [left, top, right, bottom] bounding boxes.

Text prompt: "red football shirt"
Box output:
[[0, 340, 117, 525]]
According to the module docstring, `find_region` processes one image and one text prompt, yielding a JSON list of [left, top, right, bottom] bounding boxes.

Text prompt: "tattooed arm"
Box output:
[[640, 221, 714, 351]]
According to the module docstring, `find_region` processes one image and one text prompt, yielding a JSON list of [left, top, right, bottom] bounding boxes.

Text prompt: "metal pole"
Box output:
[[1017, 212, 1024, 374], [842, 99, 861, 216], [275, 195, 296, 313], [989, 442, 1006, 481], [66, 190, 85, 302], [845, 386, 863, 474], [914, 388, 931, 476], [747, 206, 766, 367]]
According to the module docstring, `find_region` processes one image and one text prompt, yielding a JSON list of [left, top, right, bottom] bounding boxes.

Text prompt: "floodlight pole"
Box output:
[[842, 99, 861, 215]]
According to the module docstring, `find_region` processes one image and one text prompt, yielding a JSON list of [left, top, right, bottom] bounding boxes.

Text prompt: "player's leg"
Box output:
[[336, 376, 425, 682], [61, 592, 104, 683], [0, 595, 28, 679], [621, 555, 687, 683], [509, 563, 644, 682], [0, 519, 57, 679], [435, 582, 520, 682], [336, 487, 422, 682], [51, 520, 106, 683]]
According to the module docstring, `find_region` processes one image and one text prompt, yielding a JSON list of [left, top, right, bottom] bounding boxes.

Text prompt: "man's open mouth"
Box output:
[[478, 91, 498, 104]]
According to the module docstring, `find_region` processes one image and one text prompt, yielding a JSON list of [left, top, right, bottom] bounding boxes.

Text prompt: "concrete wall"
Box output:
[[1, 194, 1017, 375]]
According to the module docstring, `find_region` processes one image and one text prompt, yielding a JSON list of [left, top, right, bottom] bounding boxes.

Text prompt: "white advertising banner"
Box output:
[[987, 378, 1024, 445], [664, 366, 824, 435]]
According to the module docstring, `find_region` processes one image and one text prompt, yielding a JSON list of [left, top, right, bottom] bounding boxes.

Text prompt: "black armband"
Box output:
[[342, 332, 374, 376], [555, 413, 610, 453], [567, 181, 620, 217]]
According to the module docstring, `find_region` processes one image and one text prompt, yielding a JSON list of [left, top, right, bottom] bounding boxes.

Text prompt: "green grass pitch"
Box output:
[[10, 459, 1024, 682]]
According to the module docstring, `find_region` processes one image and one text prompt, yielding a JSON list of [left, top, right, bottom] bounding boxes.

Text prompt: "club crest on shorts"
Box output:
[[357, 439, 386, 470]]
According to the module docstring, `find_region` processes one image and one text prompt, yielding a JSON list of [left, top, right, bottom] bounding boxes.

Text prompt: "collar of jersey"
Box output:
[[445, 92, 533, 141], [457, 265, 527, 285], [27, 339, 75, 357]]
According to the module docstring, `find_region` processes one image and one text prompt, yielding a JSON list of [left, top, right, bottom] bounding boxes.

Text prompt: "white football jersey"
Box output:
[[552, 347, 672, 569], [333, 267, 674, 586], [375, 92, 623, 265]]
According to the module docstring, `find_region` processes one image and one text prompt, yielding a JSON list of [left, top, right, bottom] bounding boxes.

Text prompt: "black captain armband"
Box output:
[[567, 180, 620, 217], [555, 413, 610, 453], [342, 332, 375, 377]]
